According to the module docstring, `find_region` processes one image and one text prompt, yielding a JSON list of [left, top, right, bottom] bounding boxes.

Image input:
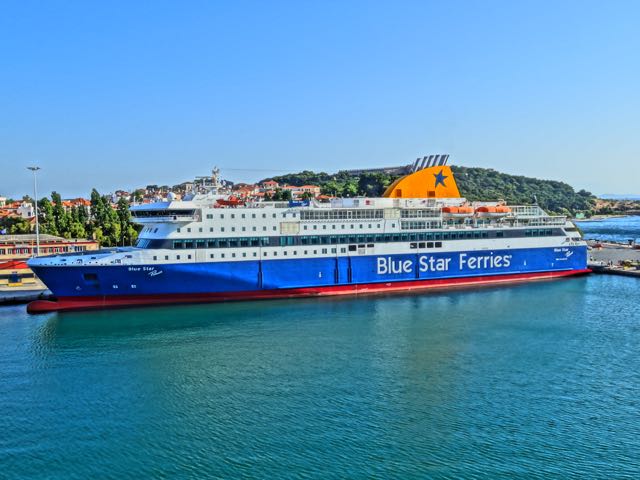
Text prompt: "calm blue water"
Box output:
[[576, 215, 640, 243], [1, 276, 640, 479]]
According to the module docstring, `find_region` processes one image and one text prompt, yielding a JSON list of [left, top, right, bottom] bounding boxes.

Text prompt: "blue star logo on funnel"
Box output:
[[434, 170, 448, 188]]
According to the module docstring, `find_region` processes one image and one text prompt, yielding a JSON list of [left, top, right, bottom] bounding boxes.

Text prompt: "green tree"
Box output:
[[51, 191, 71, 238], [0, 217, 31, 234], [38, 197, 58, 236]]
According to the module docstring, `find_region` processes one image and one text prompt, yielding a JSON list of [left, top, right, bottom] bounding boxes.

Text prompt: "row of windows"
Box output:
[[400, 209, 441, 218], [179, 225, 278, 234], [401, 221, 442, 230], [178, 223, 393, 234], [138, 227, 560, 250], [0, 246, 85, 255], [205, 212, 289, 220], [300, 209, 384, 221], [166, 233, 458, 250], [525, 229, 554, 236], [152, 248, 348, 261]]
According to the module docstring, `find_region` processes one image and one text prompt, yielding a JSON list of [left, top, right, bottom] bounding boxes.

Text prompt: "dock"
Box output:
[[587, 240, 640, 278]]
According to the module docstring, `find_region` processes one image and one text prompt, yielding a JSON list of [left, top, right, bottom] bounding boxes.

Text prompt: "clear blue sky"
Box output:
[[1, 0, 639, 198]]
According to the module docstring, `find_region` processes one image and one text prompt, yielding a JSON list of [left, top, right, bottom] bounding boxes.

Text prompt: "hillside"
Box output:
[[262, 166, 597, 215]]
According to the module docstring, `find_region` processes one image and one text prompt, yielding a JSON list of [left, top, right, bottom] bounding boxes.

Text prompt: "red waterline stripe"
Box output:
[[27, 269, 591, 314]]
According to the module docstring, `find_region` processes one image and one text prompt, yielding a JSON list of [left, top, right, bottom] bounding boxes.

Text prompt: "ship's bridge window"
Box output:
[[131, 208, 195, 218]]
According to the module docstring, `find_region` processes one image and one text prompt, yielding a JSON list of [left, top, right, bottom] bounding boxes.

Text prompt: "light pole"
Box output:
[[27, 166, 41, 257]]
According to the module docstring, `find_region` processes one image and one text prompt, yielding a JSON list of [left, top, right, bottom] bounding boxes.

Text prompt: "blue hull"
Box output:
[[32, 246, 588, 298]]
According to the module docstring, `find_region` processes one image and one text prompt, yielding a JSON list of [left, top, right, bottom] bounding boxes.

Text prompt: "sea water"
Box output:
[[1, 275, 639, 479], [577, 215, 640, 243]]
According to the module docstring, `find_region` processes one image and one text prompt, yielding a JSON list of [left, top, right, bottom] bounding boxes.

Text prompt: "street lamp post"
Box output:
[[27, 166, 41, 257]]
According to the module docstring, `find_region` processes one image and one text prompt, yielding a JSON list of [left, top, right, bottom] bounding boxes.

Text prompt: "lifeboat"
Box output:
[[474, 205, 512, 218], [216, 196, 245, 207], [442, 206, 474, 218]]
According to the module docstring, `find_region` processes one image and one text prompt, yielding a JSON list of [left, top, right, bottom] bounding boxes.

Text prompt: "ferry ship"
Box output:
[[27, 156, 589, 313]]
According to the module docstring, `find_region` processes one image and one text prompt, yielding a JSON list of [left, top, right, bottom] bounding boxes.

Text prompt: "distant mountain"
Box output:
[[600, 194, 640, 200]]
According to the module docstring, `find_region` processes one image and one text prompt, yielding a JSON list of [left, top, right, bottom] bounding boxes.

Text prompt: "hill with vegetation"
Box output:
[[262, 166, 597, 215]]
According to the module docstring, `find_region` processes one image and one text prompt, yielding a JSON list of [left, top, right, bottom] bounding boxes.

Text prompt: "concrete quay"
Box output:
[[587, 240, 640, 278]]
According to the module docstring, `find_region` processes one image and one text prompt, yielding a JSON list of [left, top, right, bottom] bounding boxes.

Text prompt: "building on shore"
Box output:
[[0, 234, 99, 291]]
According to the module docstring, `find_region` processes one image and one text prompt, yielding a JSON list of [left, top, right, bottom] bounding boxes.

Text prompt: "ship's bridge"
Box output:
[[130, 202, 200, 224]]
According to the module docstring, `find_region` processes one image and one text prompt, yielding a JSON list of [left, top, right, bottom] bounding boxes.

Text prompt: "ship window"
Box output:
[[153, 256, 157, 260], [199, 228, 203, 233], [221, 253, 225, 258], [273, 251, 277, 256], [221, 227, 225, 232], [496, 231, 504, 238], [284, 251, 288, 256], [210, 227, 214, 232], [243, 252, 247, 257], [184, 241, 194, 249], [176, 255, 181, 260], [331, 248, 337, 253], [263, 226, 267, 231], [165, 255, 169, 260], [253, 252, 257, 257], [252, 214, 256, 218], [341, 248, 346, 253], [231, 214, 235, 219], [348, 245, 357, 251], [273, 226, 277, 231], [187, 228, 191, 233], [262, 214, 266, 218], [154, 228, 158, 233], [242, 227, 246, 232], [207, 214, 213, 219], [241, 214, 245, 219], [367, 243, 374, 248], [220, 214, 224, 219], [410, 242, 417, 249], [427, 242, 434, 248], [210, 254, 214, 259], [294, 251, 298, 255], [232, 253, 236, 258], [435, 241, 442, 248], [273, 214, 276, 218], [252, 226, 256, 231], [231, 227, 235, 232]]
